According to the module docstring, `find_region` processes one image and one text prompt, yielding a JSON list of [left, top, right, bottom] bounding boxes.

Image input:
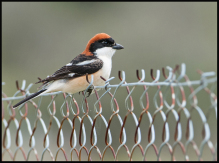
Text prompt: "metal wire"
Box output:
[[2, 63, 217, 161]]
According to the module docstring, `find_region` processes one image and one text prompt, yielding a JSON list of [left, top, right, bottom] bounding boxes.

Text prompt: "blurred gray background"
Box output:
[[2, 2, 217, 161]]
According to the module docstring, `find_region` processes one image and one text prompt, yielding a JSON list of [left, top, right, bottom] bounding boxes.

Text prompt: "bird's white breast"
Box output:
[[97, 55, 112, 80], [95, 47, 116, 80]]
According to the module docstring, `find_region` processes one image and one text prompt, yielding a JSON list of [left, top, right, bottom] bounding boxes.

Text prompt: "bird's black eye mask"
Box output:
[[89, 38, 115, 53]]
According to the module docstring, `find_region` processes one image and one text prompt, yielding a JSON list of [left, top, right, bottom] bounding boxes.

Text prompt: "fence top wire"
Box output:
[[2, 63, 217, 102], [2, 63, 217, 161]]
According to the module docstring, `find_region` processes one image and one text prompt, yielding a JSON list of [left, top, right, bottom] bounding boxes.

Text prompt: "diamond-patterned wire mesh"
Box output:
[[2, 64, 217, 161]]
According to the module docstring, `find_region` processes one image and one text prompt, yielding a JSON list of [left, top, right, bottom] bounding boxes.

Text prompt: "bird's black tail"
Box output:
[[13, 89, 47, 108]]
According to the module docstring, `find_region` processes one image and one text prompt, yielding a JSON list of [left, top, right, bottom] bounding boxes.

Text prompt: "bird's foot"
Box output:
[[86, 85, 94, 97]]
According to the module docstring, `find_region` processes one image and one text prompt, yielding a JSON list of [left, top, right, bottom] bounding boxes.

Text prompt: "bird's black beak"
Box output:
[[112, 43, 124, 50]]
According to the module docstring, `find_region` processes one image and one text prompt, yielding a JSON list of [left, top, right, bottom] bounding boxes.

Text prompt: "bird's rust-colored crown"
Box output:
[[82, 33, 111, 55]]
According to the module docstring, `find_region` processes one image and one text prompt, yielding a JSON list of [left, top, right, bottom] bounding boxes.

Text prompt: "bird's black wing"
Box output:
[[36, 54, 103, 84]]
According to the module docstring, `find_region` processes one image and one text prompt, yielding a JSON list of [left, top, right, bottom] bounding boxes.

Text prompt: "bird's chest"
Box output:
[[93, 57, 112, 85]]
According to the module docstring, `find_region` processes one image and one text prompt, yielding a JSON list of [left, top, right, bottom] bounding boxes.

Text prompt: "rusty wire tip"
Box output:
[[37, 77, 42, 81], [197, 69, 203, 75], [162, 67, 167, 79], [118, 71, 122, 81], [173, 64, 179, 73], [86, 73, 90, 84], [15, 80, 25, 92], [150, 69, 155, 80], [136, 70, 141, 80], [100, 76, 106, 81], [16, 80, 19, 90]]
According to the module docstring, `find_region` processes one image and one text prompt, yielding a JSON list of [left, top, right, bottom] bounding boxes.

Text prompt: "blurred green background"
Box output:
[[2, 2, 217, 161]]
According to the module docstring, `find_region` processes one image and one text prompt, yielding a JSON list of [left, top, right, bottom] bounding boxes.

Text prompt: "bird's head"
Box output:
[[82, 33, 124, 57]]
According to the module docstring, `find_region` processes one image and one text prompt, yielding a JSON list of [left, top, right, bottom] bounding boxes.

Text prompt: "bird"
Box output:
[[13, 33, 124, 108]]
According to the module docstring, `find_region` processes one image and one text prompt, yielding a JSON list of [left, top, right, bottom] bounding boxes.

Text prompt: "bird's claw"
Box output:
[[86, 85, 94, 97]]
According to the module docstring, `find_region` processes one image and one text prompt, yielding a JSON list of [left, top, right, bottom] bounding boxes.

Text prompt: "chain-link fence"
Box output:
[[2, 63, 217, 161]]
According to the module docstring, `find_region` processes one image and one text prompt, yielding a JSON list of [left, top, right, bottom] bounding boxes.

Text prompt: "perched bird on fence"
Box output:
[[13, 33, 124, 108]]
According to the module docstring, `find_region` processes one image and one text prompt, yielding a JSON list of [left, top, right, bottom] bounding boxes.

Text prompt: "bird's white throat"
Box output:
[[95, 47, 115, 80], [95, 47, 116, 58]]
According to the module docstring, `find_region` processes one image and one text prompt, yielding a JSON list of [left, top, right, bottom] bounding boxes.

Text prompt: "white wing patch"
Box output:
[[75, 59, 96, 66], [66, 63, 72, 66], [68, 73, 75, 77]]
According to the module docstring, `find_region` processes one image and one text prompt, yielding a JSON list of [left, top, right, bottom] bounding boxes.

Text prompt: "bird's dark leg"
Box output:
[[86, 85, 94, 97]]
